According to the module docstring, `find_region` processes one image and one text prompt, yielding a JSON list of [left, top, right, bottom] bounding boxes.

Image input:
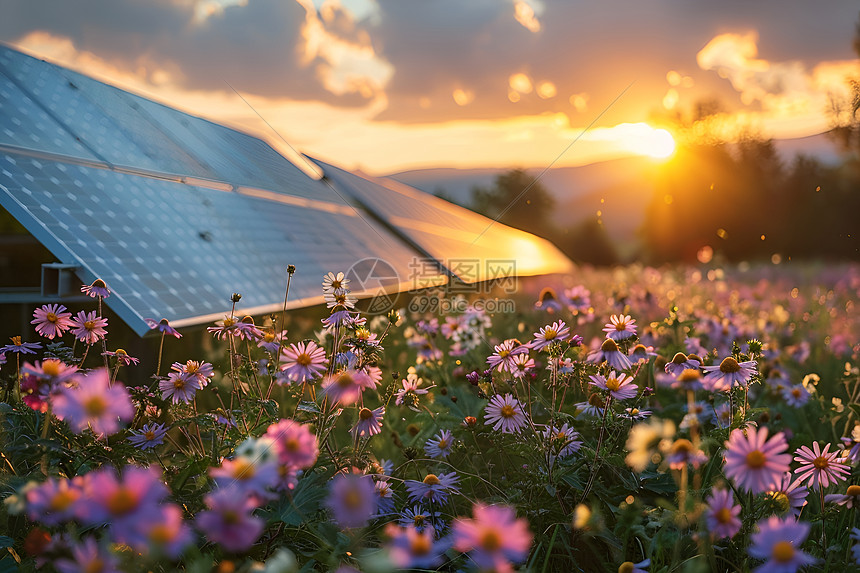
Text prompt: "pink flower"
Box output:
[[52, 369, 133, 436], [603, 314, 637, 341], [55, 538, 119, 573], [170, 360, 214, 388], [452, 503, 533, 573], [486, 339, 529, 373], [31, 304, 73, 339], [265, 419, 319, 469], [69, 310, 108, 345], [589, 371, 638, 401], [723, 426, 791, 494], [322, 369, 369, 406], [26, 476, 84, 525], [531, 320, 570, 351], [385, 524, 449, 569], [279, 340, 327, 383], [704, 488, 741, 539], [793, 442, 850, 490]]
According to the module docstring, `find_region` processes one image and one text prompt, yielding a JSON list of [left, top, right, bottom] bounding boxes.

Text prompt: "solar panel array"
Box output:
[[0, 45, 572, 335]]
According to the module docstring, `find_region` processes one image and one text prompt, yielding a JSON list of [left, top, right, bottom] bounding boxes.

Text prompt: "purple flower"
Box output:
[[80, 466, 169, 545], [210, 456, 280, 499], [542, 423, 583, 459], [128, 423, 169, 450], [52, 369, 134, 436], [0, 336, 42, 355], [327, 474, 376, 528], [486, 339, 529, 373], [588, 338, 632, 370], [351, 406, 385, 438], [145, 317, 182, 338], [103, 348, 140, 366], [704, 488, 741, 539], [702, 357, 757, 391], [425, 429, 455, 459], [196, 487, 264, 552], [55, 538, 119, 573], [159, 371, 202, 404], [170, 360, 214, 388], [484, 393, 528, 434], [69, 310, 108, 345], [405, 472, 460, 505], [385, 524, 449, 569], [81, 278, 110, 298], [767, 473, 809, 518], [749, 516, 817, 572], [723, 426, 791, 494], [25, 476, 84, 525]]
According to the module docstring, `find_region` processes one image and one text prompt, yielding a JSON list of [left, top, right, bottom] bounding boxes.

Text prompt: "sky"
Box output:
[[2, 0, 859, 174]]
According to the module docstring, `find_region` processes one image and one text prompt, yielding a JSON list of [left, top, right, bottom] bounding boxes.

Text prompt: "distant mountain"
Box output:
[[388, 135, 847, 257]]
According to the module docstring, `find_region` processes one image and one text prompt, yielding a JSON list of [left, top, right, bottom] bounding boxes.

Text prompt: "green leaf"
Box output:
[[276, 472, 329, 526], [296, 401, 321, 415]]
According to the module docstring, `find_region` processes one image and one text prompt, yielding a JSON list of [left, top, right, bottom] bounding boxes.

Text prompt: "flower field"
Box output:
[[2, 263, 860, 572]]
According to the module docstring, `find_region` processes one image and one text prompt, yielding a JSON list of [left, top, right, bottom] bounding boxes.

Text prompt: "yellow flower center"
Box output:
[[46, 312, 57, 323], [605, 377, 622, 392], [719, 357, 741, 374], [500, 405, 516, 418], [83, 320, 95, 330], [436, 439, 448, 449], [677, 369, 701, 383], [84, 396, 107, 417], [149, 524, 173, 544], [264, 332, 276, 342], [848, 485, 860, 496], [715, 507, 733, 524], [284, 438, 300, 452], [49, 490, 76, 511], [813, 456, 829, 470], [359, 408, 373, 421], [498, 349, 510, 359], [173, 378, 186, 390], [11, 336, 22, 346], [618, 563, 635, 573], [769, 491, 790, 512], [222, 318, 235, 328], [772, 540, 795, 563], [106, 487, 138, 515], [42, 360, 61, 377], [85, 559, 105, 573], [144, 430, 156, 441], [185, 361, 200, 374], [544, 328, 557, 340], [337, 372, 354, 388], [343, 489, 362, 509], [410, 534, 432, 555], [423, 474, 440, 486], [296, 353, 312, 367], [587, 393, 605, 408], [479, 530, 501, 551], [232, 459, 256, 480], [222, 510, 240, 525], [115, 349, 127, 356], [671, 439, 693, 455], [413, 514, 426, 527], [746, 450, 766, 469]]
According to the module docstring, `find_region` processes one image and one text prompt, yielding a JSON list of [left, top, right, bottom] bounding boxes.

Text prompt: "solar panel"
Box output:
[[0, 68, 99, 161], [0, 154, 445, 334], [0, 45, 570, 335], [314, 160, 575, 282]]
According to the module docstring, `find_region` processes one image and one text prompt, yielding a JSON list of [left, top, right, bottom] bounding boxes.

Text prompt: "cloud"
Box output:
[[696, 31, 859, 138]]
